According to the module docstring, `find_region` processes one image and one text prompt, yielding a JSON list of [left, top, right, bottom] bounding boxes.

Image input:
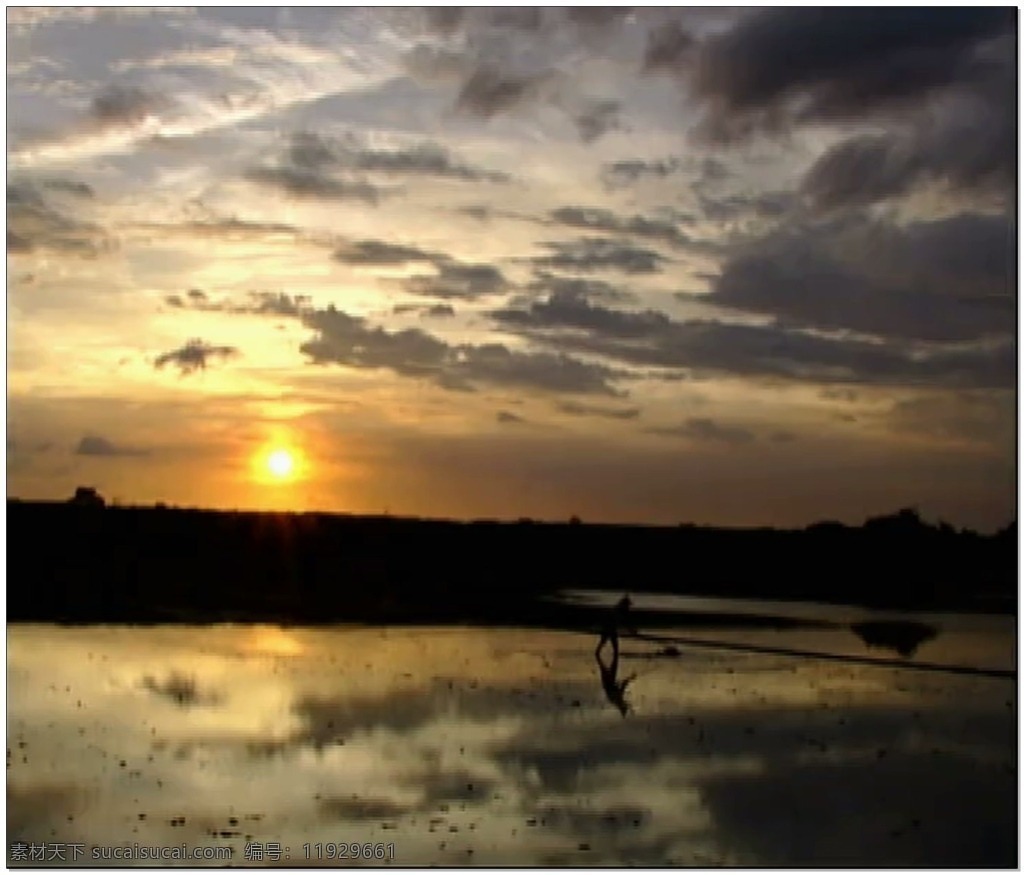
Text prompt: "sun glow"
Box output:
[[267, 448, 294, 479], [252, 441, 306, 486]]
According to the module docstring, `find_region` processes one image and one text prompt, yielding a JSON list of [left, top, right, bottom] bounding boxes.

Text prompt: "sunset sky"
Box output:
[[6, 7, 1017, 529]]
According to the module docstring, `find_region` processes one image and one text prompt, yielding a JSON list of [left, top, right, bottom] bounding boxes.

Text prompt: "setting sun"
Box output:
[[251, 441, 307, 488], [266, 448, 295, 479]]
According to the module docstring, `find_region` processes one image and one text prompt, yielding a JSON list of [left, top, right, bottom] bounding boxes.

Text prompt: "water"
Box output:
[[7, 604, 1017, 866], [556, 589, 1016, 673]]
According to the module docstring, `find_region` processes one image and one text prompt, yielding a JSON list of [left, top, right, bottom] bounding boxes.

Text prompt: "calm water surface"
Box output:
[[7, 601, 1017, 866]]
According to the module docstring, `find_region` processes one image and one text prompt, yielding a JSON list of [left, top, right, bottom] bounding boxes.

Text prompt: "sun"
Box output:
[[266, 448, 295, 479]]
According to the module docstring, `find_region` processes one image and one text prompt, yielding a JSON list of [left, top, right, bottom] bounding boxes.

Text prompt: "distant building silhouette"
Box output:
[[69, 486, 106, 508]]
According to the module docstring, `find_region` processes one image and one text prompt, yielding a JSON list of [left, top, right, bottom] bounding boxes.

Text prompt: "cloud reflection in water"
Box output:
[[7, 620, 1015, 866]]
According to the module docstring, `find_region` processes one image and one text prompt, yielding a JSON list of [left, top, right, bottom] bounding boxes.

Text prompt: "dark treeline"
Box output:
[[6, 497, 1016, 625]]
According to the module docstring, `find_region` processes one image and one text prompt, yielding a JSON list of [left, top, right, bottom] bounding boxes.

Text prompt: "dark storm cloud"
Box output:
[[802, 95, 1014, 211], [704, 212, 1014, 344], [600, 158, 681, 190], [89, 84, 169, 127], [299, 305, 622, 395], [491, 290, 1014, 390], [403, 261, 508, 300], [686, 8, 1014, 136], [333, 239, 440, 267], [6, 179, 108, 255], [557, 400, 641, 421], [75, 435, 148, 457], [496, 410, 524, 424], [153, 339, 239, 375], [646, 417, 755, 444], [574, 99, 623, 143], [531, 237, 666, 274], [548, 206, 706, 251]]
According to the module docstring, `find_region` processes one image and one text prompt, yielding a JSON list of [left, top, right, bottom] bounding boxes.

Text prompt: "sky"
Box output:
[[5, 6, 1017, 530]]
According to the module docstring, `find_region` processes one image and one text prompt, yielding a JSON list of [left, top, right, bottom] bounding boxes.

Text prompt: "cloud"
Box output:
[[492, 287, 669, 338], [531, 237, 666, 274], [455, 68, 547, 118], [150, 216, 305, 240], [348, 141, 509, 183], [392, 303, 457, 319], [565, 8, 634, 29], [246, 166, 381, 203], [672, 7, 1015, 142], [801, 90, 1014, 210], [154, 339, 239, 375], [491, 288, 1014, 390], [573, 99, 623, 143], [298, 305, 622, 395], [455, 343, 623, 396], [165, 290, 311, 318], [88, 84, 169, 128], [289, 130, 507, 182], [237, 292, 312, 317], [643, 20, 697, 75], [39, 178, 94, 198], [600, 158, 681, 190], [424, 304, 456, 319], [75, 435, 147, 457], [403, 261, 508, 300], [548, 206, 696, 250], [423, 7, 465, 35], [696, 191, 795, 222], [527, 272, 636, 305], [703, 211, 1015, 344], [496, 410, 524, 424], [7, 179, 109, 255], [334, 239, 440, 266], [646, 417, 755, 444], [249, 131, 510, 202], [557, 401, 641, 421]]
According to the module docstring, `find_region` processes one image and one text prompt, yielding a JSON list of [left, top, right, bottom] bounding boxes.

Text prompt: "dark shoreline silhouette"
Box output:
[[6, 499, 1015, 626]]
